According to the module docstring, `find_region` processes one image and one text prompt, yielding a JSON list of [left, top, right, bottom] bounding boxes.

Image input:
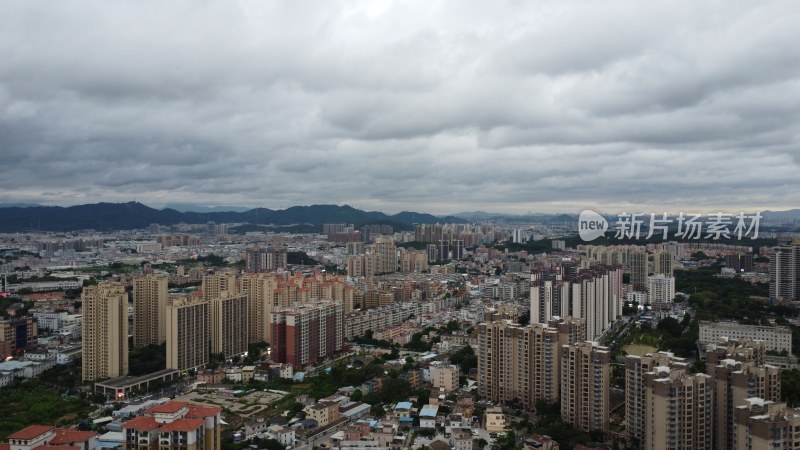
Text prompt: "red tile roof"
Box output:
[[7, 425, 55, 441], [158, 419, 205, 432], [122, 417, 160, 431], [186, 405, 222, 419], [34, 446, 80, 450], [49, 430, 97, 444], [146, 401, 189, 414], [1, 443, 11, 450]]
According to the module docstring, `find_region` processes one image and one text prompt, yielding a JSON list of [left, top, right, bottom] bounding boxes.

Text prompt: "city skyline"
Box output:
[[1, 1, 799, 214]]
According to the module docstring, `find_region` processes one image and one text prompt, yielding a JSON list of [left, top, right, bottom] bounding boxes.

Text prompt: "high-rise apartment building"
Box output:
[[209, 292, 248, 358], [451, 240, 465, 260], [132, 274, 168, 348], [240, 273, 279, 344], [0, 317, 38, 352], [346, 253, 376, 278], [642, 367, 713, 450], [202, 271, 237, 303], [712, 359, 781, 450], [245, 246, 268, 272], [646, 275, 675, 305], [436, 240, 449, 262], [374, 240, 397, 274], [652, 250, 673, 276], [625, 351, 689, 444], [82, 282, 129, 381], [477, 318, 586, 410], [725, 253, 753, 273], [530, 266, 623, 340], [270, 300, 344, 368], [399, 249, 429, 274], [322, 278, 356, 312], [629, 250, 649, 292], [734, 399, 800, 449], [244, 245, 287, 272], [704, 337, 766, 370], [702, 338, 779, 450], [770, 246, 799, 301], [560, 341, 610, 433], [166, 296, 210, 371]]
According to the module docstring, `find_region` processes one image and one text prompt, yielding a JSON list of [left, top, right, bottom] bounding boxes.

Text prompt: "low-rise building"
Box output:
[[307, 401, 340, 428], [485, 407, 506, 432], [419, 405, 438, 429]]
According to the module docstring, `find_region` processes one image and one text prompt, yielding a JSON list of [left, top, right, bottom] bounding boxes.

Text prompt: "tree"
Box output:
[[350, 389, 363, 402], [656, 317, 682, 339], [128, 343, 166, 376], [445, 320, 461, 332], [371, 404, 385, 417], [491, 431, 516, 450]]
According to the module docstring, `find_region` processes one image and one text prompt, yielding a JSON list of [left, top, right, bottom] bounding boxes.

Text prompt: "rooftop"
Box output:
[[7, 425, 55, 440], [420, 405, 439, 417], [95, 369, 180, 389], [34, 446, 80, 450], [158, 419, 205, 433], [186, 404, 222, 418], [146, 401, 189, 414], [49, 430, 98, 444], [121, 417, 160, 431]]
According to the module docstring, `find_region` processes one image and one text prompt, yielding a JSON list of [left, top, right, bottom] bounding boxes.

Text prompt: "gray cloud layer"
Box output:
[[1, 0, 799, 214]]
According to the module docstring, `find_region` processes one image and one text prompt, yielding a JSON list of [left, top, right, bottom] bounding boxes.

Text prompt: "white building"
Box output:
[[626, 291, 647, 304], [419, 405, 438, 428], [699, 321, 792, 353], [646, 275, 675, 305]]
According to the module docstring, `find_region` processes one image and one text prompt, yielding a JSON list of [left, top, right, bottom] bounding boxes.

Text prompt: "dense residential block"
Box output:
[[477, 318, 586, 409]]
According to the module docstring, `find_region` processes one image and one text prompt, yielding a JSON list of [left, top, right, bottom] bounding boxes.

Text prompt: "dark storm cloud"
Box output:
[[0, 0, 799, 214]]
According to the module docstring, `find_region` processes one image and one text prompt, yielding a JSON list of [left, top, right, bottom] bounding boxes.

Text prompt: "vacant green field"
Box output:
[[623, 344, 657, 357]]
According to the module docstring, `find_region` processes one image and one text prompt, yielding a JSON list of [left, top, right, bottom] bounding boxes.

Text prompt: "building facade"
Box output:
[[560, 342, 610, 433], [477, 318, 586, 410], [210, 292, 248, 358], [82, 282, 129, 381], [646, 275, 675, 305], [132, 274, 168, 348], [642, 368, 713, 450], [166, 296, 210, 371], [770, 246, 799, 302], [699, 321, 792, 353], [270, 300, 344, 368]]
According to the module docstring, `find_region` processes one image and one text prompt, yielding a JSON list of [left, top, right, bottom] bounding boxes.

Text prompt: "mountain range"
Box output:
[[0, 202, 466, 233]]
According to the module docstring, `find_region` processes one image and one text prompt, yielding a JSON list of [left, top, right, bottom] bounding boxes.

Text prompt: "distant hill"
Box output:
[[163, 203, 252, 213], [0, 202, 466, 232], [762, 209, 800, 220], [452, 211, 577, 222], [0, 203, 41, 208]]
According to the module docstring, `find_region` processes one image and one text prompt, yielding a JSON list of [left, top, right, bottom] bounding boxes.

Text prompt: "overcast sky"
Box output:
[[1, 0, 799, 215]]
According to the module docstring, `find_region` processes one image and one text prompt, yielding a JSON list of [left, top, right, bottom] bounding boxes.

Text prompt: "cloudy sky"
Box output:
[[1, 0, 799, 215]]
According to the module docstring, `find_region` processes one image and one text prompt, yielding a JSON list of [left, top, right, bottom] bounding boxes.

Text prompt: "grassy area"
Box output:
[[623, 344, 657, 357]]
